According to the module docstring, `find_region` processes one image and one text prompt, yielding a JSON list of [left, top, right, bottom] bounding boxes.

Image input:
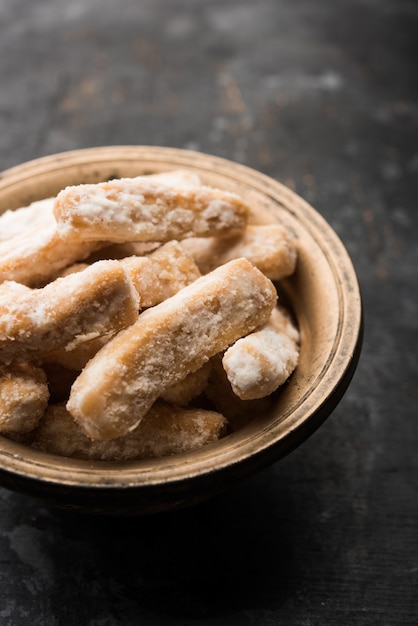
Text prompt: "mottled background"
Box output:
[[1, 1, 417, 624]]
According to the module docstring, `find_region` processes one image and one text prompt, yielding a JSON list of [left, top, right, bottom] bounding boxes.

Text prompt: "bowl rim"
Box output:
[[0, 146, 363, 495]]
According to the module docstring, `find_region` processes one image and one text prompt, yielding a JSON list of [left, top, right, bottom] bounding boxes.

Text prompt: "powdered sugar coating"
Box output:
[[53, 177, 249, 243], [0, 198, 54, 241], [222, 306, 300, 400], [0, 260, 139, 363], [0, 197, 99, 286]]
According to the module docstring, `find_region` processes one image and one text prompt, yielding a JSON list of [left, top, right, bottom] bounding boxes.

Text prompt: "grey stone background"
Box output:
[[0, 0, 417, 624]]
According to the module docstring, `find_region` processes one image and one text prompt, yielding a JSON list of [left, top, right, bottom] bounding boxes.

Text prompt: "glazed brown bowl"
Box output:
[[0, 146, 362, 514]]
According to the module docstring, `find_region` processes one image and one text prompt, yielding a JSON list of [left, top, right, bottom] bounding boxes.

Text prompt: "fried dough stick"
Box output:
[[0, 260, 139, 363], [31, 402, 227, 461], [181, 224, 297, 280], [0, 198, 100, 286], [204, 354, 274, 431], [0, 198, 54, 242], [53, 177, 249, 243], [222, 305, 300, 400], [120, 240, 201, 308], [0, 362, 49, 433], [67, 258, 277, 440]]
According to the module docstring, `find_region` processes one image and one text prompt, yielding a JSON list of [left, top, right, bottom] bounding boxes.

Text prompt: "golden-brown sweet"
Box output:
[[53, 177, 249, 243], [181, 224, 297, 280], [120, 240, 201, 308], [0, 198, 54, 241], [0, 198, 100, 286], [0, 361, 49, 433], [204, 354, 274, 431], [222, 305, 300, 400], [67, 258, 277, 440], [0, 260, 139, 363], [30, 402, 227, 461]]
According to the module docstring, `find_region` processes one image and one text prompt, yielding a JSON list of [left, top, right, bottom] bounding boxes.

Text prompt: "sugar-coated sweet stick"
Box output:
[[30, 402, 227, 461], [65, 170, 203, 263], [0, 198, 101, 286], [120, 240, 201, 308], [204, 354, 274, 431], [0, 361, 49, 433], [0, 198, 54, 241], [53, 177, 249, 243], [222, 305, 299, 400], [181, 224, 297, 280], [67, 258, 277, 440], [0, 260, 139, 363]]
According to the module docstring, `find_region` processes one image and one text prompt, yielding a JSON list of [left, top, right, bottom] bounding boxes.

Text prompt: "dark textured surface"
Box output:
[[1, 0, 417, 624]]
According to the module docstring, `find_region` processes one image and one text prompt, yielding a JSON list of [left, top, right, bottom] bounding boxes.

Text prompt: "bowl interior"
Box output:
[[0, 146, 362, 513]]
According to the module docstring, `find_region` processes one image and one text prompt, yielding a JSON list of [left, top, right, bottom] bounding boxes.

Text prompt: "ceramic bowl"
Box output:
[[0, 146, 363, 514]]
